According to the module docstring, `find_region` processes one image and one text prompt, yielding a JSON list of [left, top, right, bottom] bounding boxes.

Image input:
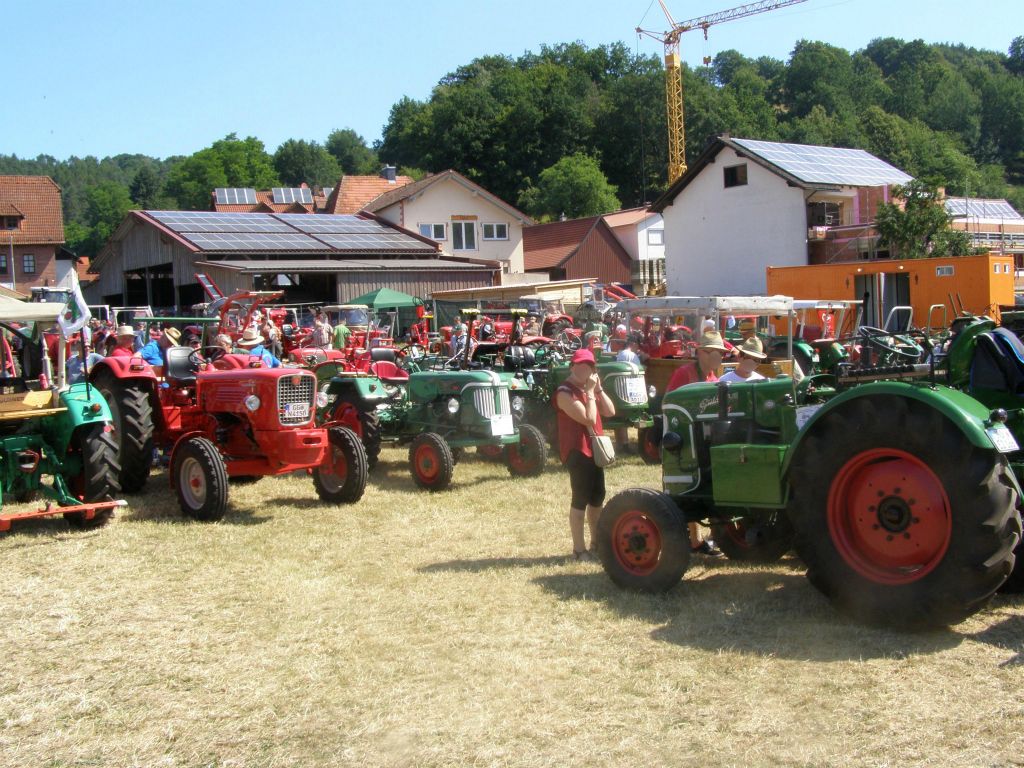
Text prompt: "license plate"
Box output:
[[624, 378, 647, 404], [284, 402, 310, 419], [795, 405, 822, 430], [987, 427, 1019, 454], [491, 413, 514, 436]]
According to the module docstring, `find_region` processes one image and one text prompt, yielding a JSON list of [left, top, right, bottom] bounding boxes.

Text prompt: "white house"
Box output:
[[602, 207, 665, 292], [363, 170, 534, 274], [651, 136, 913, 296]]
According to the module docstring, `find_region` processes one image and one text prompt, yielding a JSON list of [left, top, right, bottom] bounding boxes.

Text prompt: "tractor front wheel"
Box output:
[[710, 512, 793, 563], [409, 433, 454, 491], [64, 425, 121, 530], [313, 426, 368, 504], [638, 426, 661, 465], [95, 375, 154, 493], [596, 488, 689, 593], [172, 436, 229, 521], [506, 424, 548, 477], [787, 396, 1020, 628]]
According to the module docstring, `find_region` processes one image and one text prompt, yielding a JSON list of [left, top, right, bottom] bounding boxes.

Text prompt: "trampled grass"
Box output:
[[2, 447, 1023, 767]]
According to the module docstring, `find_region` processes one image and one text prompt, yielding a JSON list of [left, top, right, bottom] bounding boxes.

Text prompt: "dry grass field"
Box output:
[[2, 447, 1024, 768]]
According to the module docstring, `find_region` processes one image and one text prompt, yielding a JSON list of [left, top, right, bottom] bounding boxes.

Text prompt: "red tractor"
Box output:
[[90, 344, 367, 519]]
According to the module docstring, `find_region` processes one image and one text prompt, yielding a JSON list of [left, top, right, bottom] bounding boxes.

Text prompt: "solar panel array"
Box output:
[[146, 211, 436, 252], [272, 187, 314, 205], [731, 139, 914, 187], [214, 188, 258, 205], [944, 198, 1022, 220]]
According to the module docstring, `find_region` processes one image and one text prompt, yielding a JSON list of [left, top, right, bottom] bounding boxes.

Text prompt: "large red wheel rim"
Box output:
[[640, 430, 660, 463], [716, 519, 751, 550], [334, 403, 361, 436], [414, 444, 441, 483], [478, 444, 503, 459], [611, 510, 663, 576], [507, 439, 535, 473], [827, 447, 952, 585], [327, 444, 348, 484]]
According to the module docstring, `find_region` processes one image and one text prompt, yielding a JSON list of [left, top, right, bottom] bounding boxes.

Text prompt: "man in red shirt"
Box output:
[[109, 326, 138, 358], [666, 330, 728, 558]]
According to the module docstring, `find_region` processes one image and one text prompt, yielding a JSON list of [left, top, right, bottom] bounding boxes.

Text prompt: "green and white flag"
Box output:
[[57, 271, 91, 338]]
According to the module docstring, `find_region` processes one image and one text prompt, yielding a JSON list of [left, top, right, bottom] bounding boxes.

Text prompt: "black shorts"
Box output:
[[566, 449, 606, 510]]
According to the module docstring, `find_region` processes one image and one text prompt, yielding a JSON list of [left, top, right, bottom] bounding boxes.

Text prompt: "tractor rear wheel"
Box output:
[[596, 488, 689, 593], [638, 426, 661, 465], [64, 424, 121, 530], [710, 512, 793, 563], [172, 436, 228, 521], [506, 424, 548, 477], [95, 375, 154, 493], [409, 432, 454, 491], [999, 540, 1024, 593], [787, 396, 1020, 628], [359, 410, 382, 470], [313, 426, 368, 504]]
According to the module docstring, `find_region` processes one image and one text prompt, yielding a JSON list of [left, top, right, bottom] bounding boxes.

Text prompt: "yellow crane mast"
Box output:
[[638, 0, 809, 182]]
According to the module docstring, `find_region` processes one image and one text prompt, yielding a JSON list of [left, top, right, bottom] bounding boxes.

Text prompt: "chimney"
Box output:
[[381, 165, 397, 183]]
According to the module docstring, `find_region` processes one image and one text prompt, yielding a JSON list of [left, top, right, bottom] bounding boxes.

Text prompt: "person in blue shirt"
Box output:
[[237, 327, 281, 368], [139, 326, 181, 369]]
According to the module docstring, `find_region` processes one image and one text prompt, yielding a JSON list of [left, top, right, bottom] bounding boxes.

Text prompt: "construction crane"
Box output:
[[638, 0, 809, 182]]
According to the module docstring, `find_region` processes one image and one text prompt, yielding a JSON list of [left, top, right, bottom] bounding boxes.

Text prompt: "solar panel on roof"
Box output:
[[149, 211, 294, 233], [275, 214, 389, 234], [731, 139, 913, 187], [183, 232, 328, 251], [272, 187, 314, 205], [944, 198, 1023, 220], [214, 187, 258, 205]]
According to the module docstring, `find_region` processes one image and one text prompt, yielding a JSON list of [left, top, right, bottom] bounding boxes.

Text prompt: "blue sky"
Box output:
[[6, 0, 1020, 161]]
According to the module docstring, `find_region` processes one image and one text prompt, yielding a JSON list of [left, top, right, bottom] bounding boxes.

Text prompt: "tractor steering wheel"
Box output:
[[857, 326, 921, 362], [555, 330, 582, 354], [190, 346, 227, 368]]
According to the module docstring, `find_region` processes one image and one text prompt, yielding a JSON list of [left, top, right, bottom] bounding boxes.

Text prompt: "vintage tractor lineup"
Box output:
[[7, 284, 1024, 630]]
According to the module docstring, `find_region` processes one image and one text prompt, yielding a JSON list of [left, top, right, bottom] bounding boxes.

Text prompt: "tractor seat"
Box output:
[[809, 338, 837, 348], [164, 346, 198, 385], [370, 360, 409, 383], [370, 347, 397, 363], [972, 329, 1024, 395]]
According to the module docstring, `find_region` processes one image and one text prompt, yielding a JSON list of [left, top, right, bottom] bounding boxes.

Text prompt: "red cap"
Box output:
[[571, 348, 596, 365]]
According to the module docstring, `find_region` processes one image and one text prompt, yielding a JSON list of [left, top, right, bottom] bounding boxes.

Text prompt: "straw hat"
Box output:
[[738, 318, 756, 334], [738, 336, 767, 360], [237, 327, 265, 347], [116, 325, 136, 338], [162, 327, 181, 345], [697, 331, 728, 352]]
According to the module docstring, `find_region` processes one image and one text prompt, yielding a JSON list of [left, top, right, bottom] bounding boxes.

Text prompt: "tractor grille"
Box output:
[[613, 374, 649, 405], [472, 386, 511, 419], [277, 373, 315, 425]]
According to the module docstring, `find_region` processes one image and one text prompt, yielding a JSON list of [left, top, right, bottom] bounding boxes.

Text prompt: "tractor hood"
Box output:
[[408, 369, 506, 401]]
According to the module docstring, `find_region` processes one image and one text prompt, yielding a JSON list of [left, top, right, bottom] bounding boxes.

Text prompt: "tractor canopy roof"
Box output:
[[0, 295, 62, 324], [615, 295, 795, 318]]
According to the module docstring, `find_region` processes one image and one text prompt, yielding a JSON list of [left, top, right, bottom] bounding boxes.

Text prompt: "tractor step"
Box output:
[[0, 499, 127, 532]]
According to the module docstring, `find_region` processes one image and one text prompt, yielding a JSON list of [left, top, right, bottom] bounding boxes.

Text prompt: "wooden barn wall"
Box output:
[[334, 270, 496, 302], [198, 266, 252, 296], [564, 226, 632, 283], [93, 222, 198, 298]]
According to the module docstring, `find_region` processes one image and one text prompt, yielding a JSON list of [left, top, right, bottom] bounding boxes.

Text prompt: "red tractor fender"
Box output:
[[89, 355, 159, 384]]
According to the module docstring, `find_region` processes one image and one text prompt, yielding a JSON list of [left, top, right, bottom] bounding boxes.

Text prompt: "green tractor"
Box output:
[[596, 296, 1021, 629], [0, 300, 123, 532], [316, 359, 546, 491]]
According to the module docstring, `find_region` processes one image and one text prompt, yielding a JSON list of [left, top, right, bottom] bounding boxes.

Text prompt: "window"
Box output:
[[935, 266, 954, 277], [1, 216, 20, 230], [724, 164, 748, 188], [452, 221, 476, 250], [419, 223, 446, 241], [0, 253, 6, 274], [482, 223, 508, 241], [647, 229, 664, 246], [22, 254, 35, 274]]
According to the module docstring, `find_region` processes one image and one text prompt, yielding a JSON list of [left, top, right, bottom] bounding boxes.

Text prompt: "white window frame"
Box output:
[[22, 253, 35, 274], [936, 266, 954, 277], [647, 229, 664, 246], [419, 223, 446, 241], [482, 222, 509, 241], [451, 221, 477, 251]]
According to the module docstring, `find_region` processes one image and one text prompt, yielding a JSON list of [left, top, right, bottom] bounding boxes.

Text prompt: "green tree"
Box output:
[[164, 134, 278, 210], [79, 181, 136, 256], [273, 139, 340, 187], [874, 180, 957, 258], [326, 129, 379, 175], [517, 153, 619, 220], [129, 165, 160, 208]]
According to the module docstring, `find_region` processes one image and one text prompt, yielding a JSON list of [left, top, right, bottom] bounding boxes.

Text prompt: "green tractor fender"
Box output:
[[943, 317, 997, 388], [323, 375, 391, 409], [43, 382, 115, 460], [782, 381, 1016, 479]]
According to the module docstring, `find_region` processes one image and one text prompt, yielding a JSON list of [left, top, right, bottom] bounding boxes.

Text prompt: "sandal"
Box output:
[[573, 549, 595, 562]]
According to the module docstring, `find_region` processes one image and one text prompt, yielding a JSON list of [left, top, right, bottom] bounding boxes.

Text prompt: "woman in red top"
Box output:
[[555, 348, 615, 561]]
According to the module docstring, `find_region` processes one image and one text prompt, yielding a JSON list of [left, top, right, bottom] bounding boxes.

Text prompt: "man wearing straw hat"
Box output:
[[237, 327, 282, 368], [110, 325, 139, 358], [719, 336, 767, 383], [139, 326, 181, 370]]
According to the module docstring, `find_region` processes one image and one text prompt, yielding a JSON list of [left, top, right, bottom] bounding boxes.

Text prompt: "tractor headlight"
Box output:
[[244, 395, 261, 412], [316, 392, 329, 408], [648, 385, 657, 399], [447, 397, 461, 415], [511, 395, 524, 414]]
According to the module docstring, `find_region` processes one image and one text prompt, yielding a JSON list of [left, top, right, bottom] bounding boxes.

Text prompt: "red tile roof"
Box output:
[[523, 216, 602, 270], [363, 170, 534, 223], [212, 189, 315, 214], [324, 175, 414, 214], [602, 207, 655, 229], [0, 176, 64, 245]]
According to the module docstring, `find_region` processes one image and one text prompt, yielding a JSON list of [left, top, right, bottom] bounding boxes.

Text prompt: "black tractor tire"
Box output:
[[787, 396, 1021, 628], [544, 319, 571, 338], [172, 436, 229, 521], [595, 488, 690, 593], [408, 432, 454, 491], [506, 424, 548, 477], [999, 540, 1024, 593], [313, 426, 368, 504], [95, 375, 154, 493], [450, 447, 464, 465], [229, 475, 261, 485], [64, 424, 121, 530], [710, 513, 793, 563], [638, 425, 662, 465], [359, 410, 382, 470]]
